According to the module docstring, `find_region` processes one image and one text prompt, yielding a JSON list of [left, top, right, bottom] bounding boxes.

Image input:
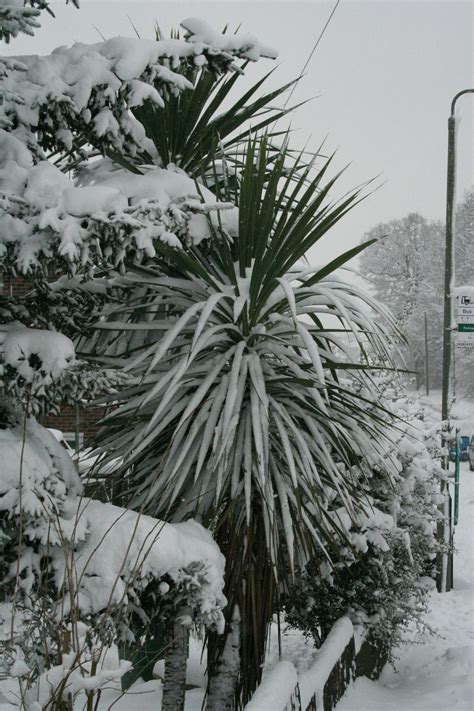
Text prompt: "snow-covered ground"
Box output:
[[337, 391, 474, 710], [338, 464, 474, 711], [419, 390, 474, 438]]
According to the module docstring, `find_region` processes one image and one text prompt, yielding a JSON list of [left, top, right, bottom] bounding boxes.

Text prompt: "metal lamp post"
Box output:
[[438, 88, 474, 592]]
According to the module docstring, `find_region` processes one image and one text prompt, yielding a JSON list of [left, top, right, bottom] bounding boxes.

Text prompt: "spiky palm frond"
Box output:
[[96, 254, 398, 547], [87, 138, 401, 703], [131, 54, 302, 178], [87, 139, 402, 699]]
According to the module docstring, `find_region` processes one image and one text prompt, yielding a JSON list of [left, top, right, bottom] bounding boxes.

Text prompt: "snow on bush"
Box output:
[[52, 498, 226, 631], [0, 18, 275, 159], [0, 417, 83, 600], [0, 416, 226, 624], [0, 148, 238, 271], [0, 130, 238, 272], [1, 323, 75, 386], [282, 379, 441, 655], [0, 413, 226, 708], [0, 0, 47, 44], [0, 18, 273, 274]]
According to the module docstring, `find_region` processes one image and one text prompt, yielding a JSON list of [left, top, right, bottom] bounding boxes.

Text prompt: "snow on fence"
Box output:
[[298, 618, 354, 710], [244, 661, 299, 711], [245, 617, 389, 711]]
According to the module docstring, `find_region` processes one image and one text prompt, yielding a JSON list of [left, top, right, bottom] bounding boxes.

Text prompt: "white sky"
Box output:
[[4, 0, 473, 269]]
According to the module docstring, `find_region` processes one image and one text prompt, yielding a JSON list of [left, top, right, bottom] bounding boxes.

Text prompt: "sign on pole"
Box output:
[[455, 288, 474, 348]]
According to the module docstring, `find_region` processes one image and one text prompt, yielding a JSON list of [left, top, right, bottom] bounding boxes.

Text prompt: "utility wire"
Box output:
[[283, 0, 341, 109]]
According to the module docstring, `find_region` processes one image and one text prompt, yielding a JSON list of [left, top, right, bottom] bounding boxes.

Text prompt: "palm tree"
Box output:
[[86, 135, 401, 707]]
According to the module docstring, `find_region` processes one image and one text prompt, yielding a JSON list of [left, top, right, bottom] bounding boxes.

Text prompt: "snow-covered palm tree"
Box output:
[[88, 135, 400, 706]]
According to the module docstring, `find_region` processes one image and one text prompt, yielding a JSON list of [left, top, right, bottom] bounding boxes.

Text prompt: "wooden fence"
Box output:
[[244, 617, 389, 711]]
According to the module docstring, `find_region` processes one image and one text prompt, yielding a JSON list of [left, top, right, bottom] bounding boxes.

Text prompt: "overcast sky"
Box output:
[[4, 0, 473, 270]]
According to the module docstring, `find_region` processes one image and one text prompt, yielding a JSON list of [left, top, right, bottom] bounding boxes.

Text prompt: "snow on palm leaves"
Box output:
[[95, 137, 400, 570]]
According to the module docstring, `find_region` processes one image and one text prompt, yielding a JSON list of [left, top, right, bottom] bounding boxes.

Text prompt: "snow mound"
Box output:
[[0, 420, 81, 519]]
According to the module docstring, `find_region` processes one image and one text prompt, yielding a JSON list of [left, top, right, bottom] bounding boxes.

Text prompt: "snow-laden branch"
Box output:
[[0, 322, 75, 386], [0, 144, 238, 271], [1, 18, 276, 158]]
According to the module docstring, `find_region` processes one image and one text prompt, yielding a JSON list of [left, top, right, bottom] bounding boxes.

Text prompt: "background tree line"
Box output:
[[359, 188, 474, 397]]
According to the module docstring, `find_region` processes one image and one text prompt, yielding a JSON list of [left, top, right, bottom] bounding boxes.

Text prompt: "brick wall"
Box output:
[[1, 274, 33, 297], [4, 274, 104, 446], [43, 405, 105, 446]]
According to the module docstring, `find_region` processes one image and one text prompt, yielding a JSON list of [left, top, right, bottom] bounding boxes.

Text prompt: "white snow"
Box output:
[[1, 20, 275, 158], [61, 185, 128, 217], [1, 323, 75, 385], [0, 419, 82, 513], [53, 498, 227, 630], [0, 19, 272, 271], [244, 661, 298, 710], [0, 148, 238, 268], [242, 618, 354, 711], [337, 460, 474, 711], [181, 18, 278, 62], [298, 617, 354, 709], [9, 660, 29, 678]]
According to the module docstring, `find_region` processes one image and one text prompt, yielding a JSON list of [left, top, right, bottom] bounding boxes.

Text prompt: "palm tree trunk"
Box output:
[[162, 618, 189, 711], [206, 606, 241, 711], [206, 509, 276, 709]]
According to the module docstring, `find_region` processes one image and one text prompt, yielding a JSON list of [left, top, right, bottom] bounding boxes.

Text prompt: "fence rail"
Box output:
[[245, 617, 389, 711]]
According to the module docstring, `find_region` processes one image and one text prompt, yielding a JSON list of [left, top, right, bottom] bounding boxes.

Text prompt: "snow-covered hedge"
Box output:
[[283, 381, 441, 655]]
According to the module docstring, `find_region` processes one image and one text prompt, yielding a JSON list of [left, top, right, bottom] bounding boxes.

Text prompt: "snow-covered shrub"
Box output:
[[0, 414, 83, 598], [0, 145, 238, 274], [0, 416, 226, 708], [0, 331, 225, 706], [283, 533, 434, 658], [282, 381, 442, 658]]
